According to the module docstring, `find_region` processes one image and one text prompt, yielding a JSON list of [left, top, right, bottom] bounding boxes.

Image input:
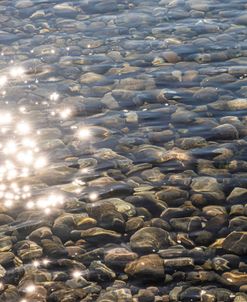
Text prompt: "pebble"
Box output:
[[130, 227, 171, 254], [104, 248, 138, 268], [125, 254, 165, 279], [0, 0, 246, 300]]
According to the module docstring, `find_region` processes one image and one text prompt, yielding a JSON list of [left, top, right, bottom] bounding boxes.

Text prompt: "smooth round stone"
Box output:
[[229, 216, 247, 231], [97, 288, 132, 302], [0, 264, 6, 278], [0, 285, 21, 301], [227, 99, 247, 110], [30, 9, 46, 19], [211, 124, 239, 140], [179, 287, 203, 302], [86, 202, 125, 232], [115, 77, 156, 91], [193, 87, 218, 103], [159, 246, 186, 259], [234, 293, 247, 302], [75, 217, 97, 230], [53, 3, 79, 17], [66, 276, 90, 289], [171, 109, 196, 124], [125, 254, 165, 279], [161, 51, 181, 63], [125, 217, 144, 233], [15, 240, 42, 261], [80, 72, 106, 84], [175, 137, 207, 149], [130, 227, 171, 254], [229, 66, 247, 75], [15, 0, 33, 8], [75, 227, 121, 243], [41, 239, 68, 257], [170, 216, 202, 232], [36, 165, 77, 186], [202, 205, 227, 217], [49, 288, 87, 301], [156, 186, 189, 207], [29, 226, 53, 241], [0, 214, 14, 225], [191, 177, 223, 194], [0, 252, 16, 267], [235, 14, 247, 25], [141, 168, 166, 183], [163, 257, 194, 269], [105, 198, 136, 217], [137, 289, 155, 302], [104, 248, 138, 267]]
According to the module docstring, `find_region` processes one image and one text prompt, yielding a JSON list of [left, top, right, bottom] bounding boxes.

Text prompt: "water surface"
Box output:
[[0, 0, 247, 301]]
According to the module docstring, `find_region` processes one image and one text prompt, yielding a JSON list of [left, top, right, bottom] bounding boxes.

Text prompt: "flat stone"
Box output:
[[125, 254, 165, 278], [104, 247, 138, 267], [222, 272, 247, 286], [227, 99, 247, 110], [76, 227, 121, 243], [53, 3, 79, 17]]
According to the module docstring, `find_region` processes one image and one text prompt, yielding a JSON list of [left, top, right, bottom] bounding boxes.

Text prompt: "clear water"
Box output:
[[0, 0, 247, 301]]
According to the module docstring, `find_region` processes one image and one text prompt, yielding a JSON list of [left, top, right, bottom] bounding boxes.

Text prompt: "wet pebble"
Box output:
[[130, 227, 171, 254]]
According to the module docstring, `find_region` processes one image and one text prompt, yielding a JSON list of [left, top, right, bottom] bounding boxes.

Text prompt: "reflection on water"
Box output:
[[0, 0, 247, 301]]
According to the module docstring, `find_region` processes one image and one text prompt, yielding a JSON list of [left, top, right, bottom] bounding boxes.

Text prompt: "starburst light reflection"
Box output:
[[59, 107, 72, 119], [72, 270, 82, 279], [77, 127, 91, 140], [16, 121, 31, 135], [50, 92, 59, 101], [0, 75, 7, 87], [0, 111, 12, 125], [9, 66, 25, 78], [0, 114, 50, 211]]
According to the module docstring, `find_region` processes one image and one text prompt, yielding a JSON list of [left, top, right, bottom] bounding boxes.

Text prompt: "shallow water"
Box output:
[[0, 0, 247, 301]]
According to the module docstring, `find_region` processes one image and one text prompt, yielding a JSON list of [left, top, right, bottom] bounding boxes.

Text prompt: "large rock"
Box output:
[[130, 227, 171, 254], [227, 187, 247, 204], [104, 247, 138, 268], [191, 177, 225, 201], [210, 124, 239, 140], [86, 201, 125, 232], [125, 254, 164, 278], [227, 98, 247, 110], [223, 231, 247, 255], [156, 186, 189, 207]]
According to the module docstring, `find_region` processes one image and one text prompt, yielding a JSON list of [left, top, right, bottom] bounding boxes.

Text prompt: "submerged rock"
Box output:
[[223, 232, 247, 255], [125, 254, 165, 279], [130, 227, 171, 254]]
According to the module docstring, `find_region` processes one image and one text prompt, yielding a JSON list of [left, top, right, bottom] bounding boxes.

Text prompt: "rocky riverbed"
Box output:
[[0, 0, 247, 301]]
